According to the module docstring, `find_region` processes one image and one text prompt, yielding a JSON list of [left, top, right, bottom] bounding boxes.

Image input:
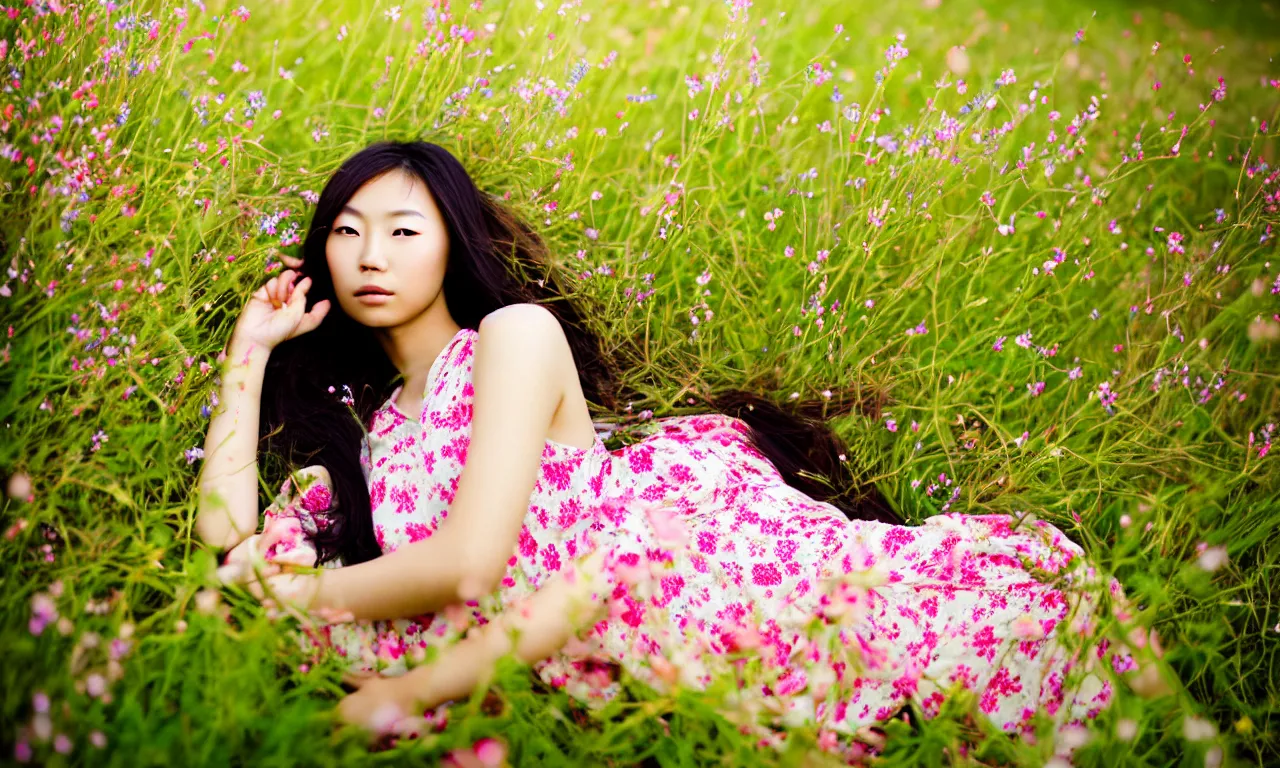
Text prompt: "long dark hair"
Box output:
[[259, 140, 899, 568]]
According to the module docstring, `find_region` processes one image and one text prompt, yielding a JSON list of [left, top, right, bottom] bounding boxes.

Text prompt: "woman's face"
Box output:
[[325, 168, 450, 327]]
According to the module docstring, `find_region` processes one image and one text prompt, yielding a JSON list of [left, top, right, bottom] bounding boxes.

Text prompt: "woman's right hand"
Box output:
[[216, 529, 283, 586], [232, 260, 331, 352]]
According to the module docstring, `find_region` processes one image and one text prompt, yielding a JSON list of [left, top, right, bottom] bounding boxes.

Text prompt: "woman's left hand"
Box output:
[[337, 673, 422, 739], [244, 569, 323, 621]]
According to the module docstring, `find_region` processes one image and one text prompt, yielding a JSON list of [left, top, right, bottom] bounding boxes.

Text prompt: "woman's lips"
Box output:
[[355, 293, 393, 305]]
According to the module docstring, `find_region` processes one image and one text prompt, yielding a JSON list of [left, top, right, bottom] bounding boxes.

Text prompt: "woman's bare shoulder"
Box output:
[[476, 304, 594, 449]]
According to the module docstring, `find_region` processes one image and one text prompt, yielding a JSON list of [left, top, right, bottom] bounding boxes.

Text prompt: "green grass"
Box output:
[[1, 0, 1278, 765]]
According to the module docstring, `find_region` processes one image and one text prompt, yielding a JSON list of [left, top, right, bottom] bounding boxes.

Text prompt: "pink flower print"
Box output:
[[752, 562, 783, 587], [439, 400, 471, 430], [881, 527, 916, 557], [696, 531, 718, 555], [518, 526, 537, 559], [441, 434, 469, 465], [540, 543, 562, 572], [375, 632, 406, 662], [979, 666, 1023, 714], [639, 482, 667, 502], [627, 445, 655, 474], [971, 625, 999, 662], [615, 594, 645, 627], [891, 668, 921, 700], [656, 574, 685, 607], [556, 497, 582, 528], [370, 477, 387, 509], [541, 460, 573, 492], [721, 560, 744, 587], [1038, 589, 1066, 612], [949, 663, 977, 691], [594, 494, 629, 527], [669, 464, 695, 484], [300, 483, 332, 514], [405, 522, 431, 543], [389, 483, 418, 516]]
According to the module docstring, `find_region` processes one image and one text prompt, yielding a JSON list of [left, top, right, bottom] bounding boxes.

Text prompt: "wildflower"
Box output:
[[884, 40, 909, 64], [1183, 715, 1217, 741], [195, 588, 221, 615], [992, 335, 1006, 351], [1097, 381, 1118, 413], [1197, 545, 1228, 572], [6, 471, 32, 501], [30, 593, 58, 635], [472, 738, 508, 767], [184, 447, 204, 465], [1211, 76, 1227, 102]]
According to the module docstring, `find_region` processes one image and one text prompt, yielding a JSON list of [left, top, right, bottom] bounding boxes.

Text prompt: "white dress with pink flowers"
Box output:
[[259, 327, 1121, 759]]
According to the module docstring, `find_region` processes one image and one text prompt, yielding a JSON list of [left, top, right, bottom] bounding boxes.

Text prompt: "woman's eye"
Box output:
[[332, 226, 416, 236]]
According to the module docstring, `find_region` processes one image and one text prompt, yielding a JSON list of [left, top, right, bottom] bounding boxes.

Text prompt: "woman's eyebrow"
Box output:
[[340, 205, 427, 220]]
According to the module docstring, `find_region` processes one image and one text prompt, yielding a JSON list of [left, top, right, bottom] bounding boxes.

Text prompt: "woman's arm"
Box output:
[[347, 548, 611, 722], [314, 304, 579, 622], [195, 336, 271, 552]]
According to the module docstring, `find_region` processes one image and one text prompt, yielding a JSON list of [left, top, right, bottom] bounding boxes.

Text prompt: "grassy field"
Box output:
[[1, 0, 1278, 765]]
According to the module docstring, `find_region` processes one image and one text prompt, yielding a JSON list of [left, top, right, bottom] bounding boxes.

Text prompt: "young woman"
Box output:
[[195, 141, 1170, 761]]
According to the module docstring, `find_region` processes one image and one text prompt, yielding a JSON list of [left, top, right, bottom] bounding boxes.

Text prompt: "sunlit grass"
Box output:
[[1, 0, 1277, 764]]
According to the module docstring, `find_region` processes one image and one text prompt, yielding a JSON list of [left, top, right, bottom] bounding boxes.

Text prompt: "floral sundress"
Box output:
[[256, 327, 1126, 761]]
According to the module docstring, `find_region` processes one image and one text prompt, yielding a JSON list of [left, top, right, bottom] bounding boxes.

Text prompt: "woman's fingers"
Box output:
[[269, 270, 296, 308], [289, 276, 310, 305], [278, 271, 294, 307], [342, 671, 379, 690]]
